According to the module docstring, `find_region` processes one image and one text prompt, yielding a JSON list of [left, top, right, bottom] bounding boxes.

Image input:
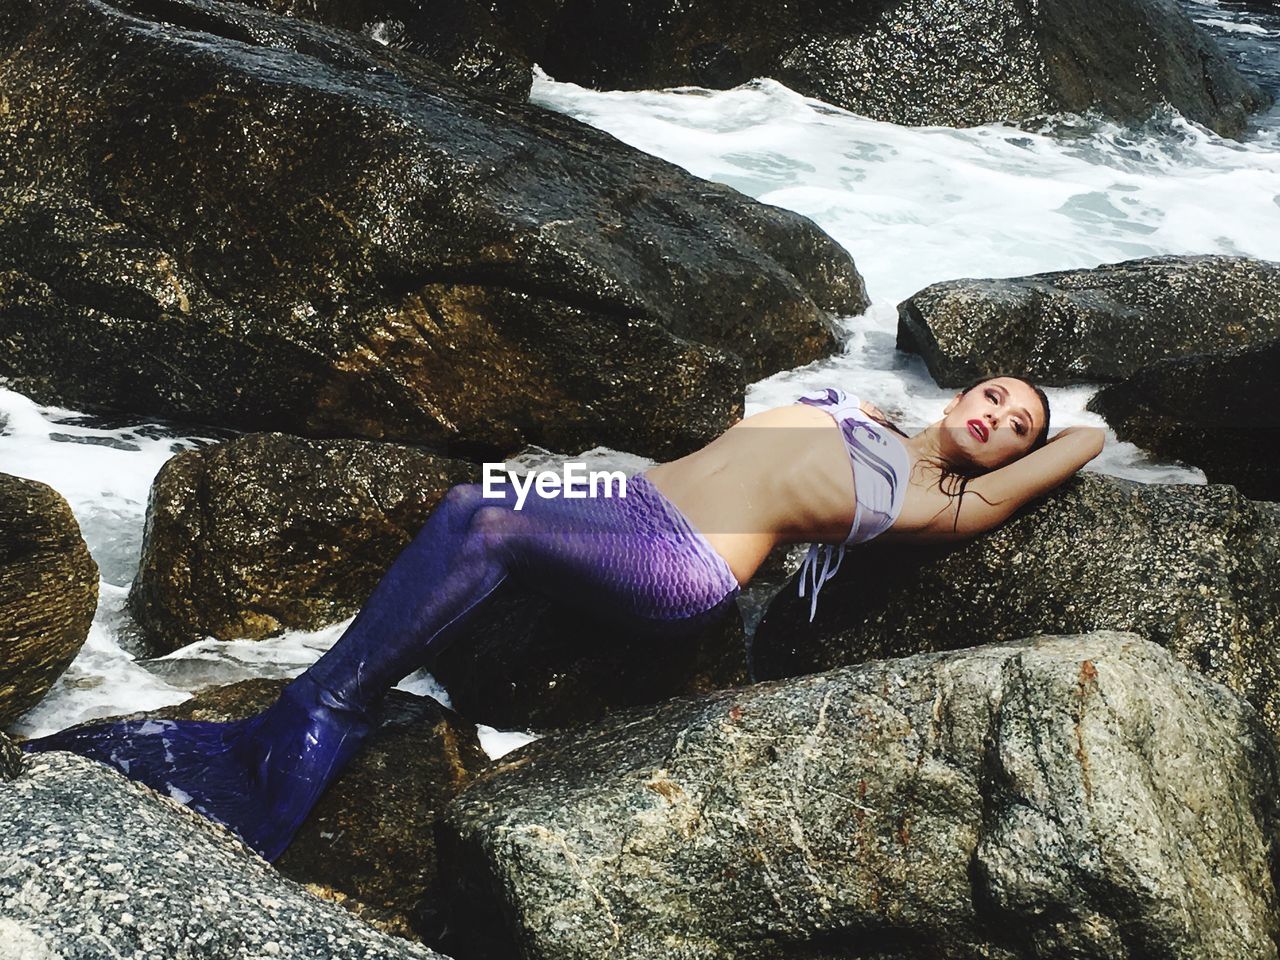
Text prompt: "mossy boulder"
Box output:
[[0, 474, 98, 726]]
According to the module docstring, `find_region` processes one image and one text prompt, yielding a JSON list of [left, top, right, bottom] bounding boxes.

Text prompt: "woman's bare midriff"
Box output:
[[642, 404, 862, 587]]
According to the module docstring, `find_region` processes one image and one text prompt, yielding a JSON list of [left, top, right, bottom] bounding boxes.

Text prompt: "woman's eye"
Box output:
[[985, 389, 997, 402]]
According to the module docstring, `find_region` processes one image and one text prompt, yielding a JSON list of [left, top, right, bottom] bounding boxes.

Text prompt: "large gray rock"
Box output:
[[1088, 338, 1280, 502], [897, 255, 1280, 386], [0, 474, 98, 726], [439, 633, 1280, 960], [0, 0, 865, 462], [765, 0, 1270, 136], [754, 473, 1280, 738], [128, 433, 476, 651], [0, 745, 449, 960], [542, 0, 1270, 138]]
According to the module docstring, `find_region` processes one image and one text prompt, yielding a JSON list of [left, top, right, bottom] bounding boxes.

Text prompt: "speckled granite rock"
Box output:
[[1088, 338, 1280, 502], [0, 0, 864, 462], [755, 473, 1280, 737], [438, 633, 1280, 960], [153, 679, 491, 947], [0, 474, 98, 726], [897, 255, 1280, 386], [0, 748, 450, 960], [128, 433, 476, 652]]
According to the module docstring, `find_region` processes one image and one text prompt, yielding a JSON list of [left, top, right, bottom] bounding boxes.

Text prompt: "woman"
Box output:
[[23, 375, 1104, 861]]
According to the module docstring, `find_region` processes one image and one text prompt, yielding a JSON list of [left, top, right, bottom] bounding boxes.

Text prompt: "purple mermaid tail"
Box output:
[[21, 673, 370, 861], [22, 474, 739, 861]]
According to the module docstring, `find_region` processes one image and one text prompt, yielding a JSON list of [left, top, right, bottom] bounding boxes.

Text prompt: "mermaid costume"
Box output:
[[23, 386, 907, 859], [21, 474, 740, 861]]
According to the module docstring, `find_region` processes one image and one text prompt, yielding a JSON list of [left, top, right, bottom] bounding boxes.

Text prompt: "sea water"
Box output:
[[2, 0, 1278, 748]]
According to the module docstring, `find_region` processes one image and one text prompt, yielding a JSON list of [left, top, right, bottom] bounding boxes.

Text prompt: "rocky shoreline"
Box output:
[[3, 0, 1280, 957]]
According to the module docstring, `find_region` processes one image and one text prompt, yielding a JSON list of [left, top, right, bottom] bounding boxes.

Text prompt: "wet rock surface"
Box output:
[[221, 0, 537, 97], [0, 0, 864, 462], [754, 473, 1280, 737], [439, 633, 1280, 960], [158, 679, 491, 946], [0, 747, 451, 960], [0, 732, 24, 782], [896, 255, 1280, 386], [254, 0, 1271, 136], [771, 0, 1268, 136], [0, 474, 99, 727], [128, 433, 476, 652], [1088, 338, 1280, 501]]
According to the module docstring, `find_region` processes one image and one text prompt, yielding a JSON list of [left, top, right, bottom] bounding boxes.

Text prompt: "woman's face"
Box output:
[[941, 377, 1044, 471]]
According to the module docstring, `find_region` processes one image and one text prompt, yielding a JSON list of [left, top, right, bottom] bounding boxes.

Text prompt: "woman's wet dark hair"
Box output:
[[864, 374, 1051, 532]]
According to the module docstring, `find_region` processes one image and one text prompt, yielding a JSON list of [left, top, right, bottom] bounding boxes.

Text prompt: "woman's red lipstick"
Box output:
[[967, 419, 988, 442]]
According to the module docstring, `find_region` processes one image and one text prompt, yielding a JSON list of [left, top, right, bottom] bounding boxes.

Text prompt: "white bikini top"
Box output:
[[793, 388, 911, 622]]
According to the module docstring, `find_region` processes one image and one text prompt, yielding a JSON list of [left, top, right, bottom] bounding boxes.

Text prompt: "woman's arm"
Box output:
[[942, 426, 1106, 538]]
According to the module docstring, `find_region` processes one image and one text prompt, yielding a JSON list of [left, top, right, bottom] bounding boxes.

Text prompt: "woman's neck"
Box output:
[[905, 421, 948, 465]]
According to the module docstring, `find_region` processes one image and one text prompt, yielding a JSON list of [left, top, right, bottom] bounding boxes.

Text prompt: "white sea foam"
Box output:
[[0, 388, 219, 586], [167, 783, 194, 804], [531, 73, 1280, 305], [5, 27, 1278, 735], [9, 584, 192, 739], [1197, 17, 1272, 34]]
